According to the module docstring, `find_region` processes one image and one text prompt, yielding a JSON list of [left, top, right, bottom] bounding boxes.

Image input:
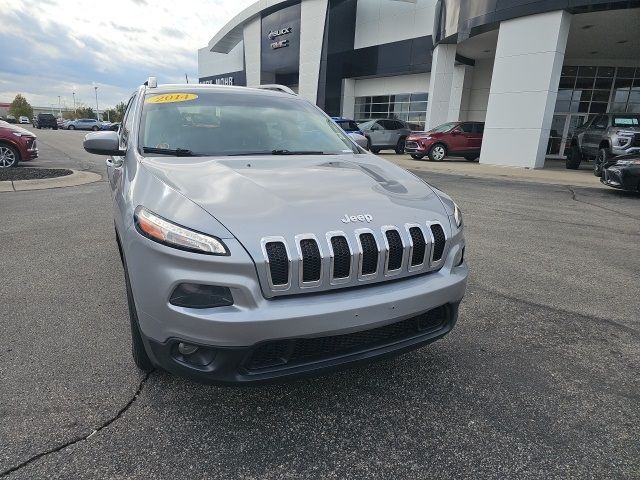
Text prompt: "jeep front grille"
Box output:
[[259, 222, 449, 296]]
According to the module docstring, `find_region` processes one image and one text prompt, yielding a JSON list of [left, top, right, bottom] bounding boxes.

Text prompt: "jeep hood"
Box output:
[[140, 154, 449, 242]]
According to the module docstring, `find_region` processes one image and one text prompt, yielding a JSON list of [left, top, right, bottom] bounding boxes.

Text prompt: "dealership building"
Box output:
[[198, 0, 640, 168]]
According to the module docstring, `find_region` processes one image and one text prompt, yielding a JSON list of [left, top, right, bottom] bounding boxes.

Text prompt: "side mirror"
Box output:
[[450, 129, 459, 135], [83, 131, 125, 156]]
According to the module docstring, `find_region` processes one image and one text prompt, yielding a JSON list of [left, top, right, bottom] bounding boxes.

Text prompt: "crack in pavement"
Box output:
[[0, 371, 152, 478], [566, 185, 640, 221]]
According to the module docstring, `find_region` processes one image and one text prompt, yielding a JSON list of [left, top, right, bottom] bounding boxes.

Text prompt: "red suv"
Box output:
[[0, 121, 38, 168], [405, 121, 484, 161]]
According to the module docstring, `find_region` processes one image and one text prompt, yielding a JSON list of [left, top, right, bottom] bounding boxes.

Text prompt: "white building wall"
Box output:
[[480, 10, 571, 168], [341, 79, 356, 118], [299, 0, 329, 102], [447, 64, 473, 122], [352, 73, 431, 97], [197, 42, 244, 79], [243, 17, 262, 86], [465, 58, 494, 122], [354, 0, 436, 49]]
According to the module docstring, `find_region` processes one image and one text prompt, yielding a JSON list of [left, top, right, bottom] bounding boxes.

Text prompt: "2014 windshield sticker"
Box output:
[[146, 93, 198, 104]]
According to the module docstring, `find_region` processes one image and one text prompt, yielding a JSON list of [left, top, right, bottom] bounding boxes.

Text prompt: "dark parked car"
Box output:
[[405, 122, 484, 161], [33, 113, 58, 129], [358, 119, 412, 154], [567, 113, 640, 176], [101, 121, 120, 131], [601, 153, 640, 192], [0, 120, 38, 168], [5, 115, 17, 124]]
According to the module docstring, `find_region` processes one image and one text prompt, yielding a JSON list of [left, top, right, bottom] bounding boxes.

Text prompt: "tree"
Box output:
[[9, 94, 33, 119], [114, 101, 127, 122], [75, 106, 96, 119]]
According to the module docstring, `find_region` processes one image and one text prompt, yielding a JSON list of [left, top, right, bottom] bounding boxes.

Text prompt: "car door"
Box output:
[[583, 115, 608, 156], [368, 121, 386, 147], [106, 95, 136, 199], [447, 123, 470, 154], [381, 120, 398, 146], [469, 122, 484, 151]]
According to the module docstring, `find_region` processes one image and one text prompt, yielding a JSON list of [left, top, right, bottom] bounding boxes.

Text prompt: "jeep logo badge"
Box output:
[[341, 214, 373, 223]]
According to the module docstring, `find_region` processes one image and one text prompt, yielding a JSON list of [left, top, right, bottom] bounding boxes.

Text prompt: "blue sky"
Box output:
[[0, 0, 254, 109]]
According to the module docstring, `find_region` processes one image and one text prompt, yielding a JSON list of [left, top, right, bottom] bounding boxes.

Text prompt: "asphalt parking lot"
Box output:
[[1, 128, 639, 479]]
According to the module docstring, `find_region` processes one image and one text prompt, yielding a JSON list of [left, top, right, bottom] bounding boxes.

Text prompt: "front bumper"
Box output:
[[146, 302, 459, 384], [404, 140, 429, 154], [123, 222, 468, 383], [601, 166, 640, 191]]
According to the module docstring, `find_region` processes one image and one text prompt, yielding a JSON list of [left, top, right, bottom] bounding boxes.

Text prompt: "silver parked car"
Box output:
[[567, 113, 640, 175], [358, 119, 413, 154], [66, 118, 102, 131], [83, 79, 468, 384]]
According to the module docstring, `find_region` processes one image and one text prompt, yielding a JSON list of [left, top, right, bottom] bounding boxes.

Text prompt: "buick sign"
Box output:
[[268, 26, 292, 40]]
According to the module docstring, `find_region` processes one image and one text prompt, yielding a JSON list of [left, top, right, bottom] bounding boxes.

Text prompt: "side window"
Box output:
[[594, 115, 609, 129], [380, 120, 395, 130], [474, 123, 485, 134], [120, 95, 137, 148], [393, 121, 405, 130], [460, 123, 473, 133]]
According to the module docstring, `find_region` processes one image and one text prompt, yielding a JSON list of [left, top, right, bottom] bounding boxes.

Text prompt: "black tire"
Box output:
[[395, 137, 406, 154], [427, 143, 447, 162], [91, 126, 99, 131], [68, 125, 75, 130], [464, 155, 478, 162], [118, 235, 154, 372], [594, 147, 608, 177], [53, 126, 58, 130], [370, 147, 380, 154], [0, 143, 20, 168], [410, 154, 424, 160], [37, 126, 41, 129], [566, 143, 582, 169]]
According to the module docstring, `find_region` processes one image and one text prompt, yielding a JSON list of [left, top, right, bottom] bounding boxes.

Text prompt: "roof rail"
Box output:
[[255, 84, 296, 95]]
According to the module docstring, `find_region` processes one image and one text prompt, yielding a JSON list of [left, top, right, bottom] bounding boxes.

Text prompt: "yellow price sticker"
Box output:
[[146, 93, 198, 104]]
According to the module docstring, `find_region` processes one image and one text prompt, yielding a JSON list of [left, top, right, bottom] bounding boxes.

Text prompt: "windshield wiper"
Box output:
[[271, 149, 327, 155], [142, 147, 199, 157]]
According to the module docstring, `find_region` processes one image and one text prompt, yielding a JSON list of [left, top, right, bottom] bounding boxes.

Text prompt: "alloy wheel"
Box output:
[[0, 146, 17, 168], [431, 145, 446, 161]]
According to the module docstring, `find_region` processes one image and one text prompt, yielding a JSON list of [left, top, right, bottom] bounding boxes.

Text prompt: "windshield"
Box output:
[[428, 122, 458, 133], [139, 90, 360, 157], [612, 115, 640, 128]]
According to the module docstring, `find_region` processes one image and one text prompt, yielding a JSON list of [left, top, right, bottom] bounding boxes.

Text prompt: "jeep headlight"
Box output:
[[453, 203, 463, 228], [134, 206, 228, 255]]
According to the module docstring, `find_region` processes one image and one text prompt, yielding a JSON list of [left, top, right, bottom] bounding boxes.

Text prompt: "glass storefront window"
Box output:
[[549, 65, 640, 157], [354, 92, 429, 130]]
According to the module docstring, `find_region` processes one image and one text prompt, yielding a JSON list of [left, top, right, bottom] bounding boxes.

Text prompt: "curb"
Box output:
[[381, 155, 603, 189], [0, 170, 102, 192]]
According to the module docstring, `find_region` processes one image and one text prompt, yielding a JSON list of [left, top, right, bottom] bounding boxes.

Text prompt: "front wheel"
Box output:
[[428, 144, 447, 161], [0, 143, 20, 168], [395, 137, 406, 154], [370, 147, 381, 154], [68, 125, 75, 130], [124, 265, 154, 372], [594, 148, 608, 177], [566, 143, 582, 169], [91, 126, 99, 131], [410, 154, 424, 160]]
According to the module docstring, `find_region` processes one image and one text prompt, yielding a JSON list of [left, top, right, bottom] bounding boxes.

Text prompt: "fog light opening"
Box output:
[[170, 283, 233, 309], [178, 342, 199, 356]]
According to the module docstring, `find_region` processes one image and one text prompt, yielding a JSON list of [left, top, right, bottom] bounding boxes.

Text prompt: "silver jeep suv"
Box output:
[[567, 113, 640, 176], [83, 79, 468, 383]]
